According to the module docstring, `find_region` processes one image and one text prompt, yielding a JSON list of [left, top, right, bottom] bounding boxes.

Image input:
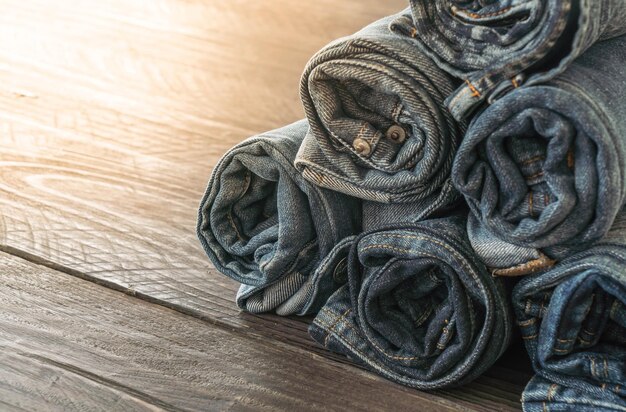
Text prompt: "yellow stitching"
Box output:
[[523, 334, 538, 340], [452, 5, 512, 19], [591, 358, 597, 378], [517, 318, 536, 327], [465, 80, 481, 97], [520, 156, 545, 166], [578, 337, 592, 345], [526, 171, 544, 181], [557, 338, 573, 343], [547, 384, 558, 401], [543, 401, 547, 412], [554, 348, 570, 353], [319, 308, 423, 361], [582, 328, 597, 336], [529, 191, 534, 218], [324, 308, 352, 347], [410, 27, 418, 38], [512, 77, 520, 88]]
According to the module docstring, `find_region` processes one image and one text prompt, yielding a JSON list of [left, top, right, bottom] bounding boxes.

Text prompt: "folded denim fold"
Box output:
[[295, 11, 465, 203], [452, 35, 626, 267], [197, 120, 361, 314], [393, 0, 626, 118], [310, 215, 512, 389], [513, 212, 626, 411]]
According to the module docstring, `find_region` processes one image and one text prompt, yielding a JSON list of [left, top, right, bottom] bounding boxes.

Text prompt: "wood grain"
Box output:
[[0, 0, 529, 409], [0, 251, 493, 412]]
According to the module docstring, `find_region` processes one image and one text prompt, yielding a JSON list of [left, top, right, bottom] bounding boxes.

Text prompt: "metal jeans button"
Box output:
[[386, 125, 406, 143], [353, 138, 371, 156]]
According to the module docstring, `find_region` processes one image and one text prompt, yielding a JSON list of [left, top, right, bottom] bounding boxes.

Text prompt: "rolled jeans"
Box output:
[[393, 0, 626, 118], [513, 211, 626, 411], [310, 215, 512, 389], [197, 120, 361, 315], [295, 10, 465, 203], [451, 35, 626, 274]]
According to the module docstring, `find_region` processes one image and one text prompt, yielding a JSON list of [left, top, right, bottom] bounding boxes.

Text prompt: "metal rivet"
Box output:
[[353, 138, 371, 156], [386, 125, 406, 143]]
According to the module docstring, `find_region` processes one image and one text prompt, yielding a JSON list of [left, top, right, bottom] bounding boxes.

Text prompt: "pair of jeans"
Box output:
[[310, 215, 512, 389], [513, 211, 626, 411], [393, 0, 626, 119], [295, 10, 465, 204], [451, 34, 626, 274], [197, 120, 361, 315]]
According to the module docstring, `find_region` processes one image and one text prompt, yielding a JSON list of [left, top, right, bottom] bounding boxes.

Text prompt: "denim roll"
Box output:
[[513, 212, 626, 411], [197, 120, 361, 315], [394, 0, 626, 118], [452, 35, 626, 269], [294, 11, 465, 203], [310, 215, 512, 389]]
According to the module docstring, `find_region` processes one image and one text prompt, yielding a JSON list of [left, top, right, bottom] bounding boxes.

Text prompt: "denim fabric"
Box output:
[[295, 11, 466, 203], [452, 35, 626, 268], [522, 375, 626, 412], [361, 178, 461, 231], [513, 211, 626, 411], [310, 215, 512, 389], [393, 0, 626, 119], [197, 120, 361, 314]]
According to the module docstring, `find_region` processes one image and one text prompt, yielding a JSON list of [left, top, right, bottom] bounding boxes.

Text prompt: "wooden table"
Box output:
[[0, 1, 532, 410]]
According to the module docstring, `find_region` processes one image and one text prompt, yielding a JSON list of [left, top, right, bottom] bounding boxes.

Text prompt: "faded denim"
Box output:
[[393, 0, 626, 119], [197, 120, 361, 314], [452, 35, 626, 271], [310, 215, 512, 389], [295, 11, 465, 203], [513, 211, 626, 411]]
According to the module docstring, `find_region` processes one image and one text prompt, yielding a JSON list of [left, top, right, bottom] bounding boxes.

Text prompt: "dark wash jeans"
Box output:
[[197, 120, 361, 315], [310, 215, 512, 389], [393, 0, 626, 119], [451, 35, 626, 274], [295, 10, 466, 203], [513, 211, 626, 411]]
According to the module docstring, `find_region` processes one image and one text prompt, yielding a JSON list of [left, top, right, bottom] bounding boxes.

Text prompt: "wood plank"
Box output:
[[0, 0, 529, 409], [0, 251, 491, 412], [0, 0, 410, 355]]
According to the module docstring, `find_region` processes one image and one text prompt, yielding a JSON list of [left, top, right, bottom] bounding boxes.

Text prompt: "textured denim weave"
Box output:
[[452, 35, 626, 272], [393, 0, 626, 119], [197, 120, 361, 315], [295, 11, 465, 203], [310, 215, 512, 389], [513, 211, 626, 411]]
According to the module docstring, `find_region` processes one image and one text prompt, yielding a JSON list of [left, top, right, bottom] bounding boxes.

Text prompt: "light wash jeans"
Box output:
[[295, 10, 465, 203], [310, 215, 513, 389], [452, 35, 626, 275], [394, 0, 626, 119], [197, 120, 361, 315], [514, 211, 626, 411]]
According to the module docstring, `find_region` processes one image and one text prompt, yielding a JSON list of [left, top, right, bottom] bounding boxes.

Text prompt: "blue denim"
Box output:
[[451, 35, 626, 273], [513, 211, 626, 411], [270, 182, 462, 316], [295, 10, 466, 203], [310, 215, 513, 389], [393, 0, 626, 119], [197, 120, 361, 315]]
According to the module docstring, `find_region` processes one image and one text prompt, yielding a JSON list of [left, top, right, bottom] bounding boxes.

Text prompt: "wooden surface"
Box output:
[[0, 0, 531, 410]]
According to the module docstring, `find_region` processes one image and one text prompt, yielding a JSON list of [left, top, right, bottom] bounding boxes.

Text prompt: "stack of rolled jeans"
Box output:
[[197, 2, 626, 410]]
